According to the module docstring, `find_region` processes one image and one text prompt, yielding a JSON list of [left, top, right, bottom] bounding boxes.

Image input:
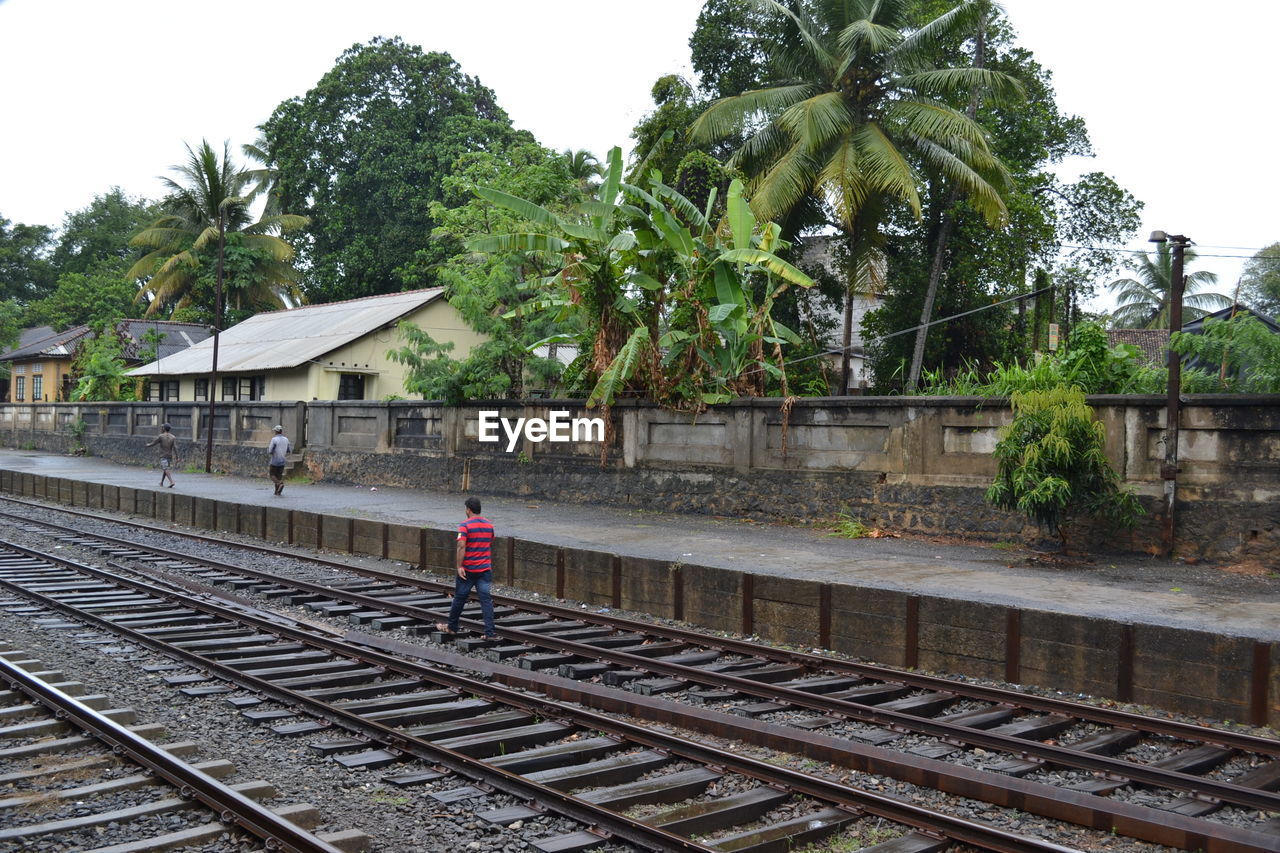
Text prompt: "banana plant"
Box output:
[[467, 146, 815, 409]]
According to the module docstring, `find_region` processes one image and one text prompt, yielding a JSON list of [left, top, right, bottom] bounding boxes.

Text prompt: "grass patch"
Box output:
[[828, 510, 870, 539]]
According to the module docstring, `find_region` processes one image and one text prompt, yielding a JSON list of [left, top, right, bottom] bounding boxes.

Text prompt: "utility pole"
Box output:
[[205, 208, 226, 473], [1149, 230, 1189, 558]]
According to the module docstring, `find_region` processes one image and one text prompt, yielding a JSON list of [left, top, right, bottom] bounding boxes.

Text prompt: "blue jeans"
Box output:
[[447, 570, 495, 635]]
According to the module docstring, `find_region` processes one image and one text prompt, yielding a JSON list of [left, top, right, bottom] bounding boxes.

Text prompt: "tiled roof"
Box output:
[[1108, 329, 1170, 366], [0, 321, 211, 364]]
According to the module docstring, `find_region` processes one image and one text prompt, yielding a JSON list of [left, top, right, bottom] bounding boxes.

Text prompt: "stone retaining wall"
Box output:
[[2, 467, 1274, 728], [2, 395, 1278, 562]]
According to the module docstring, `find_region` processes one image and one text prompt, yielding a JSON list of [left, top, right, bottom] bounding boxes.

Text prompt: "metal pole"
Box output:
[[1160, 235, 1187, 558], [205, 209, 225, 473]]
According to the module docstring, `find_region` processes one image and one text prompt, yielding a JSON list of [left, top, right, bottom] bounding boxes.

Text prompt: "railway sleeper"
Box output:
[[488, 735, 624, 774], [525, 748, 672, 791], [580, 766, 723, 810], [987, 720, 1132, 776], [533, 829, 612, 853], [1068, 743, 1234, 796], [403, 708, 534, 741], [703, 806, 856, 852], [437, 720, 573, 758], [647, 786, 791, 836]]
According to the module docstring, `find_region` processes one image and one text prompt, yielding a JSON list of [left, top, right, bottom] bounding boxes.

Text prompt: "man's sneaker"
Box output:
[[483, 634, 499, 640]]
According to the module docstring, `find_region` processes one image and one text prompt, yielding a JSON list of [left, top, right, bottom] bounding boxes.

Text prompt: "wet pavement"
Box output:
[[1, 449, 1277, 641]]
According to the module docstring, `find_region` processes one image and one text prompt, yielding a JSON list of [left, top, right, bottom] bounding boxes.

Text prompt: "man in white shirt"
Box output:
[[268, 425, 291, 495]]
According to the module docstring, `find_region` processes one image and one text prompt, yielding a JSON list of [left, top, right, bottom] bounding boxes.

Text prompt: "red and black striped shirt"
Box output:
[[457, 516, 494, 572]]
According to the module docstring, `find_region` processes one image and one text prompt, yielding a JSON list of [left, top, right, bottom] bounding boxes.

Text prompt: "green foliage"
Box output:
[[70, 327, 136, 401], [1108, 242, 1228, 329], [986, 387, 1143, 541], [865, 24, 1143, 388], [25, 259, 141, 331], [629, 75, 712, 185], [263, 36, 521, 301], [0, 299, 25, 356], [828, 510, 870, 539], [0, 214, 55, 302], [917, 322, 1165, 396], [388, 143, 579, 401], [67, 418, 88, 456], [1171, 314, 1280, 393], [127, 140, 307, 322], [50, 189, 159, 278], [1240, 242, 1280, 316], [468, 147, 814, 409]]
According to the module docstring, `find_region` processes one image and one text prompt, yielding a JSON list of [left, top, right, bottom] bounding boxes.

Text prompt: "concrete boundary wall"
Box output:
[[0, 467, 1273, 728], [2, 396, 1278, 561]]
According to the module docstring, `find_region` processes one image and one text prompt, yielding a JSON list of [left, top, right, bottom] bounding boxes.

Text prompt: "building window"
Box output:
[[222, 378, 237, 400], [194, 378, 208, 401], [337, 373, 366, 400], [32, 376, 42, 400], [149, 380, 179, 401], [13, 364, 24, 375], [14, 377, 24, 401], [239, 376, 264, 401], [31, 363, 42, 374]]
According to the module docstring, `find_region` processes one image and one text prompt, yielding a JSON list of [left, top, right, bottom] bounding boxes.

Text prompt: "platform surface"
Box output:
[[0, 449, 1276, 641]]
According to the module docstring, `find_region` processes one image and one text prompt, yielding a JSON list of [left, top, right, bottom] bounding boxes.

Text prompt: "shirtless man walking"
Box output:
[[145, 423, 177, 488]]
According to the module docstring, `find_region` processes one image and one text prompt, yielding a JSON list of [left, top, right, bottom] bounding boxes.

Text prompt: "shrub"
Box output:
[[985, 387, 1143, 545]]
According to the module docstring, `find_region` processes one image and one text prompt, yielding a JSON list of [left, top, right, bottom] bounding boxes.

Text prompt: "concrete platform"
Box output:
[[0, 449, 1275, 643]]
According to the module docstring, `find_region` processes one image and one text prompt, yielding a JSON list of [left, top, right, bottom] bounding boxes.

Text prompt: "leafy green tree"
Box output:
[[1239, 242, 1280, 316], [1172, 313, 1280, 393], [469, 148, 815, 408], [127, 140, 307, 320], [916, 322, 1164, 396], [263, 36, 521, 302], [1107, 242, 1228, 329], [691, 0, 1020, 391], [0, 299, 24, 353], [25, 260, 141, 331], [629, 75, 713, 184], [688, 0, 786, 98], [388, 143, 580, 402], [864, 25, 1142, 389], [70, 325, 136, 401], [0, 214, 55, 302], [986, 386, 1142, 546], [49, 189, 160, 278]]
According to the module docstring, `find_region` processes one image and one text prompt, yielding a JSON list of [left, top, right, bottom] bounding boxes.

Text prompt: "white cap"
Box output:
[[273, 425, 284, 432]]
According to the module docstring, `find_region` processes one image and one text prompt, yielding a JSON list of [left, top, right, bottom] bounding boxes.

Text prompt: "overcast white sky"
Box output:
[[2, 0, 1276, 305]]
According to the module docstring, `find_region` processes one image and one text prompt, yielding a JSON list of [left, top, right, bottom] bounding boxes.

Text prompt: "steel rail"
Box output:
[[0, 551, 702, 852], [0, 540, 1091, 853], [2, 499, 1274, 758], [0, 654, 346, 853], [17, 515, 1274, 814]]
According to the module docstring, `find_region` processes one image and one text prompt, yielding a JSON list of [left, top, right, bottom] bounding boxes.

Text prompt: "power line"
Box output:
[[1058, 244, 1264, 261], [747, 284, 1056, 375]]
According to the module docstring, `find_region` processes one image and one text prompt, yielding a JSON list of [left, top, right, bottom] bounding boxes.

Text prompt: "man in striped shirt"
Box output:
[[436, 497, 497, 639]]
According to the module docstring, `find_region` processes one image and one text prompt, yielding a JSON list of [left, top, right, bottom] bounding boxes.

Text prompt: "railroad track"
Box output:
[[0, 538, 1097, 853], [2, 499, 1279, 851], [0, 648, 353, 852]]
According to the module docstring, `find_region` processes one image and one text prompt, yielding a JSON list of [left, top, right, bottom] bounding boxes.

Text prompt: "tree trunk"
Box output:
[[905, 16, 986, 394]]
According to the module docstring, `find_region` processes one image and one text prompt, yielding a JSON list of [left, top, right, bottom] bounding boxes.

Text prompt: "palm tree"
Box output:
[[242, 131, 283, 218], [1108, 243, 1229, 329], [562, 149, 603, 190], [691, 0, 1020, 391], [127, 140, 307, 318]]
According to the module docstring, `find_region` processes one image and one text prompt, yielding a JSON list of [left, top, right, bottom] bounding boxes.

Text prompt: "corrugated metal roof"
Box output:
[[127, 288, 444, 376]]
